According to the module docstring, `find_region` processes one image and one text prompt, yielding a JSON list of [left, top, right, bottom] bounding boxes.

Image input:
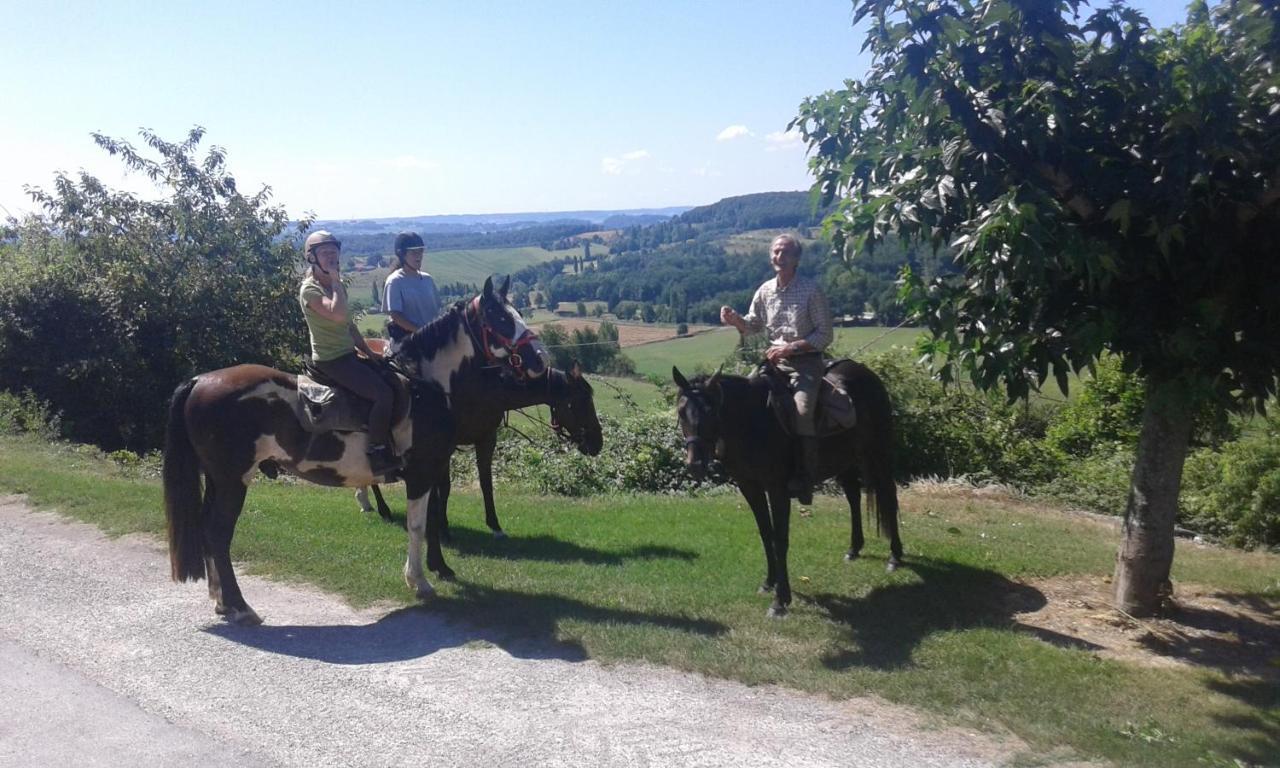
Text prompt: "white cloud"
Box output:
[[716, 125, 751, 142], [601, 149, 650, 176], [765, 129, 804, 151]]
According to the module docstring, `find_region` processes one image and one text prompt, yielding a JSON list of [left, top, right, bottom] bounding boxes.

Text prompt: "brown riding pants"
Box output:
[[315, 353, 393, 447]]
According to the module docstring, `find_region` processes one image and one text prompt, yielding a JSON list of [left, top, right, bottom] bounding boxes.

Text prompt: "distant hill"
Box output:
[[676, 191, 829, 232], [316, 206, 690, 235]]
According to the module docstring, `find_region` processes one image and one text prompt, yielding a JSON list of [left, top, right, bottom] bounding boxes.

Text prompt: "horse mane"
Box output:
[[399, 300, 468, 362]]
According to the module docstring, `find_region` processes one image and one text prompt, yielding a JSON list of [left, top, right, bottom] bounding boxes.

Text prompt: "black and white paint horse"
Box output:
[[164, 276, 545, 624]]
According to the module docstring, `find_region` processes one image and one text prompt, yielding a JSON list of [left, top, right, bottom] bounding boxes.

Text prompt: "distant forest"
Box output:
[[507, 191, 941, 324]]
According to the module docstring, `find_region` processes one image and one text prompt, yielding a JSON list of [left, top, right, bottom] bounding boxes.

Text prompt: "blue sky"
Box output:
[[1, 0, 1190, 220]]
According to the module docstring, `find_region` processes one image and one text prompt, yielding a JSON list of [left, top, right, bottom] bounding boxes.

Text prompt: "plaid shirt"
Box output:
[[742, 273, 834, 351]]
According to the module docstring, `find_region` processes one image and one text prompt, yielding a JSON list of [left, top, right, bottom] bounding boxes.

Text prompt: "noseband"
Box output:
[[467, 295, 541, 376]]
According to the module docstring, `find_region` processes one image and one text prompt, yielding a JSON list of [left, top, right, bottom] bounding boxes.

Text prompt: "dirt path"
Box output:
[[0, 495, 1017, 768]]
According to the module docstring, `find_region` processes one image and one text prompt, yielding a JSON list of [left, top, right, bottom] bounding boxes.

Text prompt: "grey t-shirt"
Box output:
[[383, 269, 441, 329]]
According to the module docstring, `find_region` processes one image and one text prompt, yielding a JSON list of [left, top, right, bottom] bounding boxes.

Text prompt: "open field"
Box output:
[[0, 435, 1275, 767], [531, 317, 718, 348], [345, 243, 608, 299], [625, 326, 926, 381]]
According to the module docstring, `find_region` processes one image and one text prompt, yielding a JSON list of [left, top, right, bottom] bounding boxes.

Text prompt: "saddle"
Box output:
[[294, 359, 412, 435], [759, 359, 858, 438]]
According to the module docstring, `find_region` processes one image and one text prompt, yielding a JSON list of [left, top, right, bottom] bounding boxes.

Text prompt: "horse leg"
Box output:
[[740, 483, 777, 597], [476, 432, 505, 538], [880, 478, 905, 572], [401, 490, 436, 600], [424, 482, 456, 581], [201, 475, 259, 625], [437, 478, 452, 544], [839, 468, 865, 561], [354, 486, 373, 514], [371, 484, 394, 521], [766, 485, 793, 617]]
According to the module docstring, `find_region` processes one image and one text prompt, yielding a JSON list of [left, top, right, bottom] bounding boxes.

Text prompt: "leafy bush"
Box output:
[[1044, 358, 1145, 457], [1181, 415, 1280, 549], [0, 389, 62, 440], [454, 410, 702, 497], [863, 351, 1058, 485]]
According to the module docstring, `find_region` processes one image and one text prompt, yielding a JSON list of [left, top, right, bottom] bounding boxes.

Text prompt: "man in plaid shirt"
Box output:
[[721, 233, 834, 504]]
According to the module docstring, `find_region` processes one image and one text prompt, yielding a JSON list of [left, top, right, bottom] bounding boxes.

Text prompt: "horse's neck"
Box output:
[[495, 371, 566, 410], [401, 311, 478, 394], [718, 378, 776, 449]]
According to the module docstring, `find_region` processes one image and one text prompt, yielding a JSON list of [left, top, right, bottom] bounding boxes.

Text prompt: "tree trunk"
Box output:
[[1113, 377, 1195, 617]]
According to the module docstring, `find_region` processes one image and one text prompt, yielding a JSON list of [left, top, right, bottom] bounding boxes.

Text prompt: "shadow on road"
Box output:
[[205, 583, 726, 665]]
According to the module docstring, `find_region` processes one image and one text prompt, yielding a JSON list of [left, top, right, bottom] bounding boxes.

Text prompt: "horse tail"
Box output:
[[852, 364, 899, 539], [163, 378, 205, 583]]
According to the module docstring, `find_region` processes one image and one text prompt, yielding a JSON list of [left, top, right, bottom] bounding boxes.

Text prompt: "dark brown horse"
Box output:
[[416, 364, 603, 578], [357, 364, 603, 546], [672, 360, 904, 617], [164, 277, 546, 624]]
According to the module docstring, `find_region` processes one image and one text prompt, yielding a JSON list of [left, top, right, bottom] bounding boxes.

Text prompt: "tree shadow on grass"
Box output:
[[1202, 677, 1280, 766], [808, 557, 1052, 670], [205, 583, 725, 666]]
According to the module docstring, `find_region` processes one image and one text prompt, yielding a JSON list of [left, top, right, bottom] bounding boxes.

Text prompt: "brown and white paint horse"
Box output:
[[164, 276, 546, 624]]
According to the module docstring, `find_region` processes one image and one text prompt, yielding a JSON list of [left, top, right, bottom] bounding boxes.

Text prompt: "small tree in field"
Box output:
[[795, 0, 1280, 614]]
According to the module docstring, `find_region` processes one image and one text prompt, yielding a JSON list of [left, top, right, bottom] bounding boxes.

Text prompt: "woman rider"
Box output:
[[298, 230, 401, 475]]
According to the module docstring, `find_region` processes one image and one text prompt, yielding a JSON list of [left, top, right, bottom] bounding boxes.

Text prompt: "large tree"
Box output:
[[0, 128, 308, 449], [795, 0, 1280, 614]]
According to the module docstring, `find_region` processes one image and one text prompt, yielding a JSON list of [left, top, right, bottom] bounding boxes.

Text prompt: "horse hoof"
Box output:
[[432, 567, 457, 582], [758, 583, 775, 595], [415, 581, 436, 600], [844, 550, 861, 562], [767, 604, 788, 618], [492, 529, 508, 540], [886, 560, 900, 573], [227, 607, 263, 626]]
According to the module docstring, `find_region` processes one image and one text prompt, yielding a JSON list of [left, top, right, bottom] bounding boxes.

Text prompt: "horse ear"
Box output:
[[570, 360, 583, 379], [672, 366, 691, 391], [499, 275, 511, 300], [482, 276, 494, 298], [707, 366, 722, 392]]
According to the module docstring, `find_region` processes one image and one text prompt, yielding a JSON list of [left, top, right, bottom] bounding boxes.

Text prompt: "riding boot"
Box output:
[[788, 436, 820, 506], [367, 444, 404, 479]]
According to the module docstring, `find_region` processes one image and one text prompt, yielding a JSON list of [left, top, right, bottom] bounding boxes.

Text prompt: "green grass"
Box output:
[[1, 435, 1276, 767], [625, 326, 925, 381]]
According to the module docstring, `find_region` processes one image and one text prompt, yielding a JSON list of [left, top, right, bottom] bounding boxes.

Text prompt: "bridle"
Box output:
[[679, 388, 721, 473], [465, 295, 542, 376]]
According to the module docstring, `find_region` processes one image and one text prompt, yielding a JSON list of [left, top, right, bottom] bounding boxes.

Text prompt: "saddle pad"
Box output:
[[293, 375, 371, 434]]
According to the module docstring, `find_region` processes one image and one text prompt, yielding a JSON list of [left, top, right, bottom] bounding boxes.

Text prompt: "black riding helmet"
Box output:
[[394, 231, 425, 263]]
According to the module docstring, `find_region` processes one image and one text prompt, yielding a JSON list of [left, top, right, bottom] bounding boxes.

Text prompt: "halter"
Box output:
[[466, 295, 542, 376]]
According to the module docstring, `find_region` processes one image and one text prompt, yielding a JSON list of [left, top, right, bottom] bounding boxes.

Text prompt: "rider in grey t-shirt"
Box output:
[[383, 231, 442, 352]]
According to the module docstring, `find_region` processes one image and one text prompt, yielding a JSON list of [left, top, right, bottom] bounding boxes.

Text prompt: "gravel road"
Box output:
[[0, 495, 1015, 767]]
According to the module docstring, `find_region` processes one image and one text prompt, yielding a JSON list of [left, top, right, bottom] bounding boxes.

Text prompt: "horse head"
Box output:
[[469, 276, 549, 380], [672, 365, 723, 479], [548, 361, 603, 456]]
